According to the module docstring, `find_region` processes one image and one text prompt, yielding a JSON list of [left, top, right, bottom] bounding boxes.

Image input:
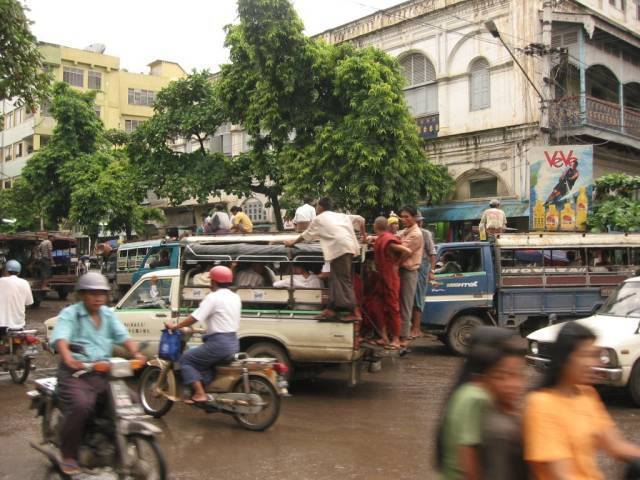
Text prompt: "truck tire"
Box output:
[[245, 342, 292, 381], [628, 361, 640, 407], [446, 315, 486, 356]]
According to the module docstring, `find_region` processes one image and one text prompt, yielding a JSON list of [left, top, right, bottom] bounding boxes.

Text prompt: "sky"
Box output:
[[23, 0, 402, 74]]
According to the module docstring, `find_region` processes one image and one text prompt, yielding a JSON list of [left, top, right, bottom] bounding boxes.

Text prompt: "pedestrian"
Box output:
[[479, 199, 507, 237], [38, 234, 54, 290], [388, 211, 400, 234], [210, 204, 232, 234], [0, 260, 34, 332], [436, 326, 526, 480], [284, 197, 361, 321], [230, 206, 254, 234], [524, 322, 640, 480], [371, 217, 411, 349], [294, 196, 316, 233], [397, 205, 424, 347], [411, 215, 436, 339]]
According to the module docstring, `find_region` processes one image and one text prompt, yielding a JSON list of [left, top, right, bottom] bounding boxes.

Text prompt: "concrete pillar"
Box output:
[[578, 27, 586, 123], [619, 81, 625, 133]]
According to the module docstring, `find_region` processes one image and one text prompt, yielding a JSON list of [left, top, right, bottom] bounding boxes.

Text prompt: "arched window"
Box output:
[[244, 197, 266, 223], [399, 53, 438, 117], [469, 58, 491, 111]]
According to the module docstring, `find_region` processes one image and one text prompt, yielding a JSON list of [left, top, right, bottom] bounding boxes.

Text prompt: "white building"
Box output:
[[316, 0, 640, 239]]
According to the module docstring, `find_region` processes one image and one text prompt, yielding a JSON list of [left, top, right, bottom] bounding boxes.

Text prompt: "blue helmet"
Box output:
[[5, 259, 21, 274]]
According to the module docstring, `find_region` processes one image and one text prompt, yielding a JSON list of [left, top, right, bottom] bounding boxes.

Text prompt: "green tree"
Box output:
[[0, 0, 51, 110], [15, 82, 159, 239], [128, 71, 228, 205], [590, 173, 640, 232]]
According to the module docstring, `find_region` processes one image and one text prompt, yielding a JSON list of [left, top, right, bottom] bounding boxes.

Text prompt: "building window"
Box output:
[[3, 180, 12, 189], [94, 105, 102, 118], [40, 101, 51, 117], [88, 70, 102, 90], [125, 119, 143, 132], [16, 143, 23, 158], [5, 113, 13, 130], [469, 177, 498, 198], [63, 66, 84, 87], [4, 146, 12, 162], [400, 53, 438, 117], [15, 108, 23, 125], [469, 58, 491, 111], [127, 88, 156, 106], [244, 198, 266, 223]]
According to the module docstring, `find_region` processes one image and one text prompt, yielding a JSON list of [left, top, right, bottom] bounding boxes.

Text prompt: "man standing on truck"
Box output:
[[479, 199, 507, 236], [0, 260, 34, 332], [294, 196, 316, 233], [398, 205, 424, 347], [39, 235, 54, 290], [411, 215, 437, 339], [165, 266, 240, 405], [284, 197, 361, 321]]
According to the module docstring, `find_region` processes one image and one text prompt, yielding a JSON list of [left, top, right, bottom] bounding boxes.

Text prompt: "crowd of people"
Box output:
[[196, 205, 255, 235]]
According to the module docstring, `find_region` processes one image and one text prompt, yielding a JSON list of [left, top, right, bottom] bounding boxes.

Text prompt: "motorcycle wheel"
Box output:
[[139, 366, 174, 418], [232, 375, 281, 432], [124, 434, 167, 480], [9, 352, 31, 384]]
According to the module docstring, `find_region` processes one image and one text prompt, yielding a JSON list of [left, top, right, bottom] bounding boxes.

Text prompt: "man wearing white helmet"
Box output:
[[49, 272, 144, 475], [0, 260, 34, 332], [479, 199, 507, 236]]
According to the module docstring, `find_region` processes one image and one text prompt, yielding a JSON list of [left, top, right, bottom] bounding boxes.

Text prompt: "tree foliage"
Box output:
[[14, 82, 161, 238], [590, 173, 640, 232], [0, 0, 51, 110]]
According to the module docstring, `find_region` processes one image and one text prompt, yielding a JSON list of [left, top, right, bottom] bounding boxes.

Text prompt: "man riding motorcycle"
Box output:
[[165, 265, 240, 406], [49, 272, 145, 475]]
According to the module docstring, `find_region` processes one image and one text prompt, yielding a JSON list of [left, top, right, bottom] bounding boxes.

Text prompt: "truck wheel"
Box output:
[[628, 362, 640, 407], [446, 315, 485, 356], [245, 342, 293, 381]]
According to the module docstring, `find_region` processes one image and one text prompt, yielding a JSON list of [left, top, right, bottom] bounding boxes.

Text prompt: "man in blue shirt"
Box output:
[[50, 272, 144, 475]]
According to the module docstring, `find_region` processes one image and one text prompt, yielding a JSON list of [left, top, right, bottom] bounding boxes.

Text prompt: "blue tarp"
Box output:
[[420, 200, 530, 222]]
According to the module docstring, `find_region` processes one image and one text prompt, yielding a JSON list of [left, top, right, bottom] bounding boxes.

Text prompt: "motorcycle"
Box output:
[[28, 347, 167, 479], [138, 327, 288, 431], [0, 328, 40, 383]]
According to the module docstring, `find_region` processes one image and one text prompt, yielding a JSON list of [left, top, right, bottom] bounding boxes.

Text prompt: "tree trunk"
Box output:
[[269, 193, 284, 231], [125, 226, 133, 241]]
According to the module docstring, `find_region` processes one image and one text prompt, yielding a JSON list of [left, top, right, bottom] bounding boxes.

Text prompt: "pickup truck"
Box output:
[[423, 233, 640, 354], [45, 235, 385, 385]]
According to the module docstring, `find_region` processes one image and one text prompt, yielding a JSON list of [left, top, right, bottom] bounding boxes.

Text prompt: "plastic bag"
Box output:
[[158, 329, 182, 361]]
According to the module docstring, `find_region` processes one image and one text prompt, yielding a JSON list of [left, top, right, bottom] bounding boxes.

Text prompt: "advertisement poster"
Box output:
[[529, 145, 593, 231]]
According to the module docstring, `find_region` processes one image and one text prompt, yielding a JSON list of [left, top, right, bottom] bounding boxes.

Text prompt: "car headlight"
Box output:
[[599, 348, 618, 367], [530, 341, 539, 355]]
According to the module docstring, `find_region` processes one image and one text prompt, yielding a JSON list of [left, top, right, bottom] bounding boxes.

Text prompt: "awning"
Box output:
[[420, 200, 530, 223]]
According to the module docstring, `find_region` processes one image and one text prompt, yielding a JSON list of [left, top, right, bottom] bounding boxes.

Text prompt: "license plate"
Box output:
[[24, 346, 40, 356]]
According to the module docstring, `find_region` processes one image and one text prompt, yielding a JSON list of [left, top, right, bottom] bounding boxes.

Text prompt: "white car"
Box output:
[[526, 276, 640, 405]]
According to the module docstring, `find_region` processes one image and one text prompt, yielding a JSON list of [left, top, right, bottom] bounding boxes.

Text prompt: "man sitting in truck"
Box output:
[[273, 263, 323, 289], [436, 252, 462, 274]]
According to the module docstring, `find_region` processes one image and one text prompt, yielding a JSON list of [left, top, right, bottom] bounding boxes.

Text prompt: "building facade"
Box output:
[[317, 0, 640, 239], [0, 42, 185, 190]]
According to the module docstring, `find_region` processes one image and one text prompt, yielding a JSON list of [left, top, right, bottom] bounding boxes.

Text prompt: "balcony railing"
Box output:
[[549, 95, 640, 140]]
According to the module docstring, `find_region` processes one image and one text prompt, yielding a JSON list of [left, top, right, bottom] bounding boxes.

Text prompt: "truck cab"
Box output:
[[131, 242, 180, 285]]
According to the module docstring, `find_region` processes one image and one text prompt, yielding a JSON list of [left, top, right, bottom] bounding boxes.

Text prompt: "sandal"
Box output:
[[57, 459, 81, 475], [384, 344, 400, 350]]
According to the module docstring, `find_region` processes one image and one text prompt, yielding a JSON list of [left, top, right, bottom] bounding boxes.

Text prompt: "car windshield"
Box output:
[[600, 282, 640, 318]]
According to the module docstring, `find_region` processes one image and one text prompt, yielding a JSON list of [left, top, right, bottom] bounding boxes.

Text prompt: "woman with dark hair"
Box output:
[[524, 322, 640, 480], [437, 326, 527, 480]]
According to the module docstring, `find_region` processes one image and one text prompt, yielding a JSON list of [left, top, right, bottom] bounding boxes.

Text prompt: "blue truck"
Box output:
[[422, 233, 640, 354]]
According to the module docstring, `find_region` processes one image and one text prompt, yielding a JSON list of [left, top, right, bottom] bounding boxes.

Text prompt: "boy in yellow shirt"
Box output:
[[230, 206, 253, 233]]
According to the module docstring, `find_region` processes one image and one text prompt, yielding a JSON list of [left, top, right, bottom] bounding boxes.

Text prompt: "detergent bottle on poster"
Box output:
[[560, 202, 576, 231], [576, 186, 589, 231], [546, 204, 559, 231], [533, 200, 545, 230]]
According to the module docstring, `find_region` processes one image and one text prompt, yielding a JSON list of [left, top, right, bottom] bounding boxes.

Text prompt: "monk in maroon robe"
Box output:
[[372, 217, 411, 349]]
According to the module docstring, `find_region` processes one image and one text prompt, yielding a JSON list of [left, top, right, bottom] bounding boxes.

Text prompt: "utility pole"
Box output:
[[540, 0, 553, 143]]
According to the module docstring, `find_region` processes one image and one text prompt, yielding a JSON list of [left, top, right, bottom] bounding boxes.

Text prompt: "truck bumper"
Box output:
[[526, 355, 624, 385]]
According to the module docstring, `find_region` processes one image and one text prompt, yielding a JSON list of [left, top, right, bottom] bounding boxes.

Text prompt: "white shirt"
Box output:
[[273, 273, 323, 289], [294, 203, 316, 223], [192, 288, 241, 335], [301, 211, 360, 262], [0, 275, 34, 328], [236, 269, 266, 287], [213, 211, 232, 230]]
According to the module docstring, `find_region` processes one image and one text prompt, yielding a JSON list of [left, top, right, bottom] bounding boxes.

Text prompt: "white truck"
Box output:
[[45, 235, 385, 384]]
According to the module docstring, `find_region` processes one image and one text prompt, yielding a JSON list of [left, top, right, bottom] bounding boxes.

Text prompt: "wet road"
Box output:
[[1, 298, 639, 479]]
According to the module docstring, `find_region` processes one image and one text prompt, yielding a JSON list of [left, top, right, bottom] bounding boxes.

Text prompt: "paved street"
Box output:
[[0, 298, 638, 479]]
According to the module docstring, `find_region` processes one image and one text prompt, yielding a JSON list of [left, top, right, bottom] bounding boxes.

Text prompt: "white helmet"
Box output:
[[76, 272, 110, 292]]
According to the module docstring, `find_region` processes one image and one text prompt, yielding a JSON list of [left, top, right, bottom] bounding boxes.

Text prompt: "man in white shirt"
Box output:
[[285, 197, 360, 321], [210, 204, 232, 234], [0, 260, 34, 330], [479, 199, 507, 235], [294, 197, 316, 233], [166, 266, 240, 405], [235, 263, 268, 287], [273, 264, 323, 289]]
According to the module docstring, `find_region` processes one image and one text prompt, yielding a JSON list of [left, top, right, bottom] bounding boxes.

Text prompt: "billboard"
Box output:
[[529, 145, 593, 231]]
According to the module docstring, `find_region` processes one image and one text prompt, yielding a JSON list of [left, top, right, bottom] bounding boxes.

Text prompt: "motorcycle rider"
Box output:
[[0, 260, 34, 334], [165, 265, 240, 405], [49, 272, 145, 475]]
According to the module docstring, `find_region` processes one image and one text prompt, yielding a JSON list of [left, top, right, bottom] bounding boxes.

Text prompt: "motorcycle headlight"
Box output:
[[529, 341, 539, 355]]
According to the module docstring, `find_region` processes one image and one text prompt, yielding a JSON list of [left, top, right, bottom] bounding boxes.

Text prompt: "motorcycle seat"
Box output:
[[216, 354, 237, 367]]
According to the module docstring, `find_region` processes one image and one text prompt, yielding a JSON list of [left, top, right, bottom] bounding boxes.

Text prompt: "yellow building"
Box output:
[[0, 42, 185, 189]]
